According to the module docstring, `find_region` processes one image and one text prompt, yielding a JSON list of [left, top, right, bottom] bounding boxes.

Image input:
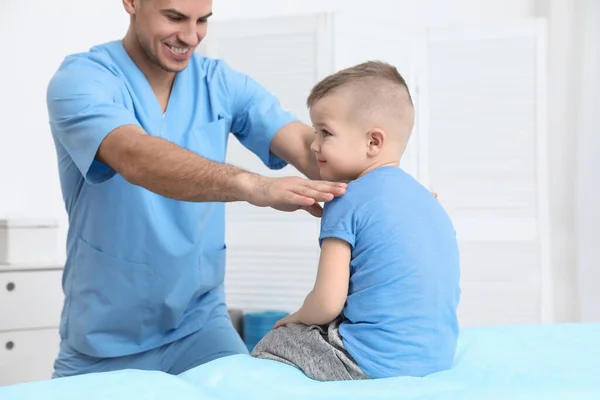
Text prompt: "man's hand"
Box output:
[[239, 174, 347, 217]]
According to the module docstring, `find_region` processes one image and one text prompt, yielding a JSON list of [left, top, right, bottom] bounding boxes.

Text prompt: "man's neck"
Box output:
[[122, 30, 175, 103]]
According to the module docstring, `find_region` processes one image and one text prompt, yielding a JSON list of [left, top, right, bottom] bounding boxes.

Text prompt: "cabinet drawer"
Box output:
[[0, 329, 60, 386], [0, 270, 64, 331]]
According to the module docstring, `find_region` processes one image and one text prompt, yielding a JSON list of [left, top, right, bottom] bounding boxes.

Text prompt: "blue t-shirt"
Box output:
[[319, 166, 461, 379], [46, 41, 296, 357]]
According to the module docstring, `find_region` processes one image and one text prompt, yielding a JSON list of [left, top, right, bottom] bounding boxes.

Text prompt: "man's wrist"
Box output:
[[230, 171, 264, 204]]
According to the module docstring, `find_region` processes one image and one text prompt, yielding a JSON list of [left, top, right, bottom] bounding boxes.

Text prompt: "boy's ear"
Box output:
[[367, 128, 385, 155]]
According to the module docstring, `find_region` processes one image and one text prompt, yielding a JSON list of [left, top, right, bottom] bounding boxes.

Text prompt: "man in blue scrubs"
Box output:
[[46, 0, 346, 378]]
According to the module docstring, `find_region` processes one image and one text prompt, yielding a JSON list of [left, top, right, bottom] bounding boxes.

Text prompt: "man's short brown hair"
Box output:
[[307, 61, 414, 139]]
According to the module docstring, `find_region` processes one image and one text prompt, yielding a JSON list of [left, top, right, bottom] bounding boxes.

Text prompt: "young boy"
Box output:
[[251, 61, 461, 381]]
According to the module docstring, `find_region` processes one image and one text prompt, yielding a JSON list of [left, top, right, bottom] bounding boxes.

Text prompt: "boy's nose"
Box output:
[[310, 139, 319, 154]]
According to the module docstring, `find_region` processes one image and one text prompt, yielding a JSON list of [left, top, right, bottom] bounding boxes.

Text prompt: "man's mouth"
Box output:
[[165, 43, 190, 56]]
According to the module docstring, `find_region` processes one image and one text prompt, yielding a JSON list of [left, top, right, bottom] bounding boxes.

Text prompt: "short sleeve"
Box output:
[[218, 61, 298, 170], [46, 56, 141, 184], [319, 196, 357, 248]]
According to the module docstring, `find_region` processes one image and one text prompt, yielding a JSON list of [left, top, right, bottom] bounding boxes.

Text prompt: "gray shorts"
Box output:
[[251, 316, 369, 381]]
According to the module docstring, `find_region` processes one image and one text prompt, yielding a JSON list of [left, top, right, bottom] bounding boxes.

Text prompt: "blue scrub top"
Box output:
[[46, 41, 296, 358]]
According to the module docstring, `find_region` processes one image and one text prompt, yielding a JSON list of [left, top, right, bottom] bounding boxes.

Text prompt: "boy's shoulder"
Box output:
[[342, 166, 415, 203], [322, 167, 407, 218], [351, 165, 412, 188], [324, 166, 444, 222]]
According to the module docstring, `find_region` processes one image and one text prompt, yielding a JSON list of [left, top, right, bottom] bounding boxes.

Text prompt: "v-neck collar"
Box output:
[[105, 40, 186, 128]]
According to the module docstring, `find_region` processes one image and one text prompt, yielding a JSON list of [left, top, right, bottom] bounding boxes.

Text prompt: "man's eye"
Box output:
[[167, 15, 182, 21]]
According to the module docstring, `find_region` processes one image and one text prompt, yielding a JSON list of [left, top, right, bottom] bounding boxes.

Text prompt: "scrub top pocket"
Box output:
[[197, 244, 227, 296], [152, 244, 227, 332], [67, 237, 153, 357], [189, 116, 232, 163]]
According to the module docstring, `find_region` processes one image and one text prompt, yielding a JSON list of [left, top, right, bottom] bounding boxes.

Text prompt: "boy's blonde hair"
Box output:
[[307, 61, 414, 142]]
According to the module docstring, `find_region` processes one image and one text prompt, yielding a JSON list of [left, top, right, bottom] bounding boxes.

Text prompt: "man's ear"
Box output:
[[123, 0, 140, 15], [366, 128, 385, 156]]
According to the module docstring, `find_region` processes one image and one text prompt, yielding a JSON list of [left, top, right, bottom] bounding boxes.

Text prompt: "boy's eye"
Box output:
[[322, 130, 331, 137]]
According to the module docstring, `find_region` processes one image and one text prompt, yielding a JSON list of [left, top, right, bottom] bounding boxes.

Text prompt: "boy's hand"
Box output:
[[273, 312, 302, 329]]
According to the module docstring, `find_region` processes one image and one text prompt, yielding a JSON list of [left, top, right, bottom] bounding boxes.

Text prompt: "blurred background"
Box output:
[[0, 0, 598, 386]]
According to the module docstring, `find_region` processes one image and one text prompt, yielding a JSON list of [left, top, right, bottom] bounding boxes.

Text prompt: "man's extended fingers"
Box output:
[[293, 185, 335, 202], [308, 180, 347, 196], [319, 180, 347, 189], [284, 191, 315, 207]]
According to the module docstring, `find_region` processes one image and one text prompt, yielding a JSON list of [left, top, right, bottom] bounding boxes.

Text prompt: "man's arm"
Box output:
[[216, 60, 321, 180], [270, 121, 321, 180], [98, 124, 345, 209], [47, 57, 344, 213], [274, 237, 350, 327]]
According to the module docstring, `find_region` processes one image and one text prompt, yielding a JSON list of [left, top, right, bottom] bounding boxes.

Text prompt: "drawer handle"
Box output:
[[6, 282, 15, 292], [5, 341, 14, 350]]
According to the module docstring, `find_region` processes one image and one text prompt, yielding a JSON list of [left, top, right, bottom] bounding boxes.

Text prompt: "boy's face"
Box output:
[[309, 93, 370, 182]]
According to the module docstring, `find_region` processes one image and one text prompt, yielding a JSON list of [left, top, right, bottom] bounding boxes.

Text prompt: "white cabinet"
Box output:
[[0, 220, 63, 386], [198, 14, 550, 327], [0, 327, 61, 386], [0, 270, 64, 331], [0, 219, 59, 266]]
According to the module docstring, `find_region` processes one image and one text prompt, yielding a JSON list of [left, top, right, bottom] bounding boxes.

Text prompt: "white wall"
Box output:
[[534, 0, 589, 322], [0, 0, 536, 259], [573, 0, 600, 322], [0, 0, 130, 248], [0, 0, 537, 258], [212, 0, 535, 23], [5, 0, 592, 323]]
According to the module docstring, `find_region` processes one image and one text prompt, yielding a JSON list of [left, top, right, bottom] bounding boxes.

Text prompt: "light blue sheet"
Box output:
[[2, 323, 599, 399]]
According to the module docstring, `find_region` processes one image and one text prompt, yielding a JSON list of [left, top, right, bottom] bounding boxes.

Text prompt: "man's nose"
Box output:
[[178, 24, 200, 46]]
